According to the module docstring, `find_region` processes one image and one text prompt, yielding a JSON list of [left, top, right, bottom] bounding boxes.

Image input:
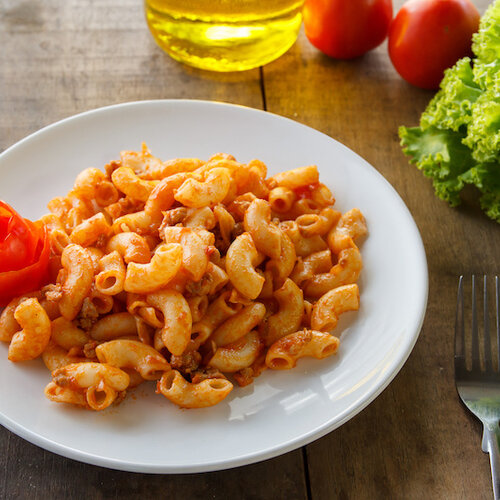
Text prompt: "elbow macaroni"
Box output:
[[1, 147, 366, 411], [59, 244, 94, 321], [8, 298, 51, 362], [262, 278, 304, 346], [266, 329, 340, 370], [212, 302, 266, 346], [146, 289, 192, 356], [96, 339, 170, 380], [243, 199, 281, 259], [106, 232, 151, 264], [95, 251, 126, 295], [226, 232, 265, 300], [45, 362, 130, 411], [209, 331, 263, 373], [124, 243, 182, 293], [174, 167, 231, 208], [157, 370, 233, 409]]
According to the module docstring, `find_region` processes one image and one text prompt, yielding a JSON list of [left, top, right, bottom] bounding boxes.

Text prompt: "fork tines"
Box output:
[[455, 275, 500, 374]]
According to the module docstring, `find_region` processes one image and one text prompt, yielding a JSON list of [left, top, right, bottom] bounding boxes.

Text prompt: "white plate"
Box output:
[[0, 100, 428, 473]]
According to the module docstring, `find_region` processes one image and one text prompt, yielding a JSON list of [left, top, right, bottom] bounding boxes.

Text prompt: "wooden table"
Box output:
[[0, 0, 497, 498]]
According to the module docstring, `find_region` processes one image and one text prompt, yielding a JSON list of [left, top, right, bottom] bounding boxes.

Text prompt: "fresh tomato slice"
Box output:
[[0, 224, 50, 307], [0, 203, 51, 307], [0, 214, 9, 236], [0, 201, 39, 272]]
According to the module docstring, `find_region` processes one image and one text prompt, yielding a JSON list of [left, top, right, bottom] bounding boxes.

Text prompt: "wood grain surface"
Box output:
[[0, 0, 498, 499]]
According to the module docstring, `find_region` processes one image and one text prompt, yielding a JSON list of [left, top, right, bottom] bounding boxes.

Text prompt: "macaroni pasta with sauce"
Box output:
[[0, 144, 367, 409]]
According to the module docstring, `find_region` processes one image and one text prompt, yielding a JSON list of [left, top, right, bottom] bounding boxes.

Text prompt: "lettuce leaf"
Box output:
[[463, 82, 500, 163], [472, 0, 500, 65], [399, 0, 500, 223], [460, 163, 500, 222], [420, 59, 482, 132], [399, 126, 474, 206], [473, 59, 500, 89]]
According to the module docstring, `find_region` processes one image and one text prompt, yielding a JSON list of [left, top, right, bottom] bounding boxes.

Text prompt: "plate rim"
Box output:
[[0, 99, 429, 473]]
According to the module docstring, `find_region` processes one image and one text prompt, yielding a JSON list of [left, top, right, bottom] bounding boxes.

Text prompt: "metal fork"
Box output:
[[455, 275, 500, 498]]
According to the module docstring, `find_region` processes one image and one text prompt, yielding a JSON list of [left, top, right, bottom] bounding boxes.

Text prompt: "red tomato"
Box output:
[[0, 202, 39, 272], [303, 0, 393, 59], [388, 0, 480, 90], [0, 202, 50, 307]]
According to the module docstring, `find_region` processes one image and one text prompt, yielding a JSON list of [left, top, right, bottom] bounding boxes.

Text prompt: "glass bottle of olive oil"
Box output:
[[145, 0, 304, 71]]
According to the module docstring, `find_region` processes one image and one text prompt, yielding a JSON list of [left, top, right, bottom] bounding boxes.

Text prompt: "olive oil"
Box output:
[[145, 0, 304, 71]]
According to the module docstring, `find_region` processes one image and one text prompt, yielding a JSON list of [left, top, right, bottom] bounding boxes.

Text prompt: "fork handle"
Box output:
[[483, 424, 500, 499]]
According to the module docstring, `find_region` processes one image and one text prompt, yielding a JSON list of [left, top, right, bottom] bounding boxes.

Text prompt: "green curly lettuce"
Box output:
[[463, 83, 500, 163], [420, 58, 482, 132], [460, 163, 500, 222], [472, 0, 500, 65], [473, 58, 500, 89], [399, 126, 473, 206], [399, 0, 500, 223], [472, 0, 500, 88]]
